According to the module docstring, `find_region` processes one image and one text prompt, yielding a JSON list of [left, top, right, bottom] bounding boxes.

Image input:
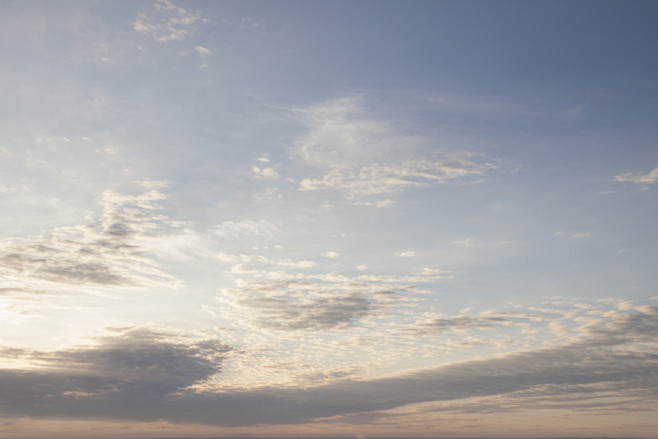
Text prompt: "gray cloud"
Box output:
[[0, 188, 179, 293], [218, 272, 417, 332], [410, 315, 507, 333], [215, 251, 447, 331], [0, 327, 232, 416], [402, 311, 545, 336], [1, 306, 656, 426], [234, 293, 372, 331]]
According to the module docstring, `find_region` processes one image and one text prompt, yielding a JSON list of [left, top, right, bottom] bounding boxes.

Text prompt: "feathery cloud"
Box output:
[[133, 0, 205, 43], [612, 165, 658, 185], [292, 97, 496, 204], [0, 187, 180, 295]]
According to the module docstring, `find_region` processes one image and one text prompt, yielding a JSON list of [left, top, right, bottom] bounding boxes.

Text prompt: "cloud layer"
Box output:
[[0, 305, 655, 426]]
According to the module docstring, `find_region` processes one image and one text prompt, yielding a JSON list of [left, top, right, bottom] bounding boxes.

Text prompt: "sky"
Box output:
[[1, 1, 658, 438]]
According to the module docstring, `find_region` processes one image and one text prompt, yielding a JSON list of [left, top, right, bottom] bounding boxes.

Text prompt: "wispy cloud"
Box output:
[[211, 220, 277, 238], [292, 97, 496, 204], [133, 0, 205, 43], [612, 164, 658, 186], [570, 231, 594, 240], [299, 157, 494, 197], [0, 187, 180, 295], [406, 315, 509, 334], [402, 310, 546, 336]]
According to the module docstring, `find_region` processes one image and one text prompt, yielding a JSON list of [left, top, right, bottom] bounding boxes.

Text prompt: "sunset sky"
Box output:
[[1, 1, 658, 438]]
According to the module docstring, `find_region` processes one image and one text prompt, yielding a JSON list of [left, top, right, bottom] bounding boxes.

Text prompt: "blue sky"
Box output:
[[1, 1, 658, 438]]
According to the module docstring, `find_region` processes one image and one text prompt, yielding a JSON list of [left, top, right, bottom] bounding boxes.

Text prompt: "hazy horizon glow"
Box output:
[[1, 1, 658, 438]]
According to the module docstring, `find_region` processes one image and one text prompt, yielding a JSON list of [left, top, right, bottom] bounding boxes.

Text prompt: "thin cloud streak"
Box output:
[[612, 165, 658, 185]]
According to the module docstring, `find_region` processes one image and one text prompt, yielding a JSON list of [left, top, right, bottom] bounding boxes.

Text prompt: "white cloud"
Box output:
[[194, 45, 211, 55], [133, 0, 205, 43], [211, 220, 277, 237], [252, 166, 279, 179], [321, 251, 340, 259], [291, 97, 495, 205], [450, 237, 476, 247], [216, 253, 239, 263], [397, 251, 415, 257], [274, 259, 316, 268], [352, 198, 395, 208], [299, 157, 494, 198], [612, 164, 658, 185], [414, 267, 445, 276], [0, 183, 29, 194], [292, 97, 394, 167], [450, 237, 511, 248], [217, 253, 316, 269], [570, 231, 594, 240]]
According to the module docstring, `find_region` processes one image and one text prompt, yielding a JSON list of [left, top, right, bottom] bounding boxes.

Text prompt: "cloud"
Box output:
[[291, 97, 496, 204], [218, 277, 409, 332], [291, 97, 389, 168], [450, 238, 476, 248], [133, 0, 205, 43], [0, 187, 179, 294], [229, 293, 372, 331], [397, 251, 415, 257], [252, 165, 279, 180], [612, 164, 658, 185], [570, 231, 594, 240], [0, 327, 232, 415], [0, 306, 655, 427], [407, 315, 508, 334], [321, 251, 340, 259], [401, 310, 546, 336], [211, 220, 277, 237], [194, 45, 211, 55], [217, 253, 315, 269], [299, 157, 495, 198], [215, 252, 446, 331]]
